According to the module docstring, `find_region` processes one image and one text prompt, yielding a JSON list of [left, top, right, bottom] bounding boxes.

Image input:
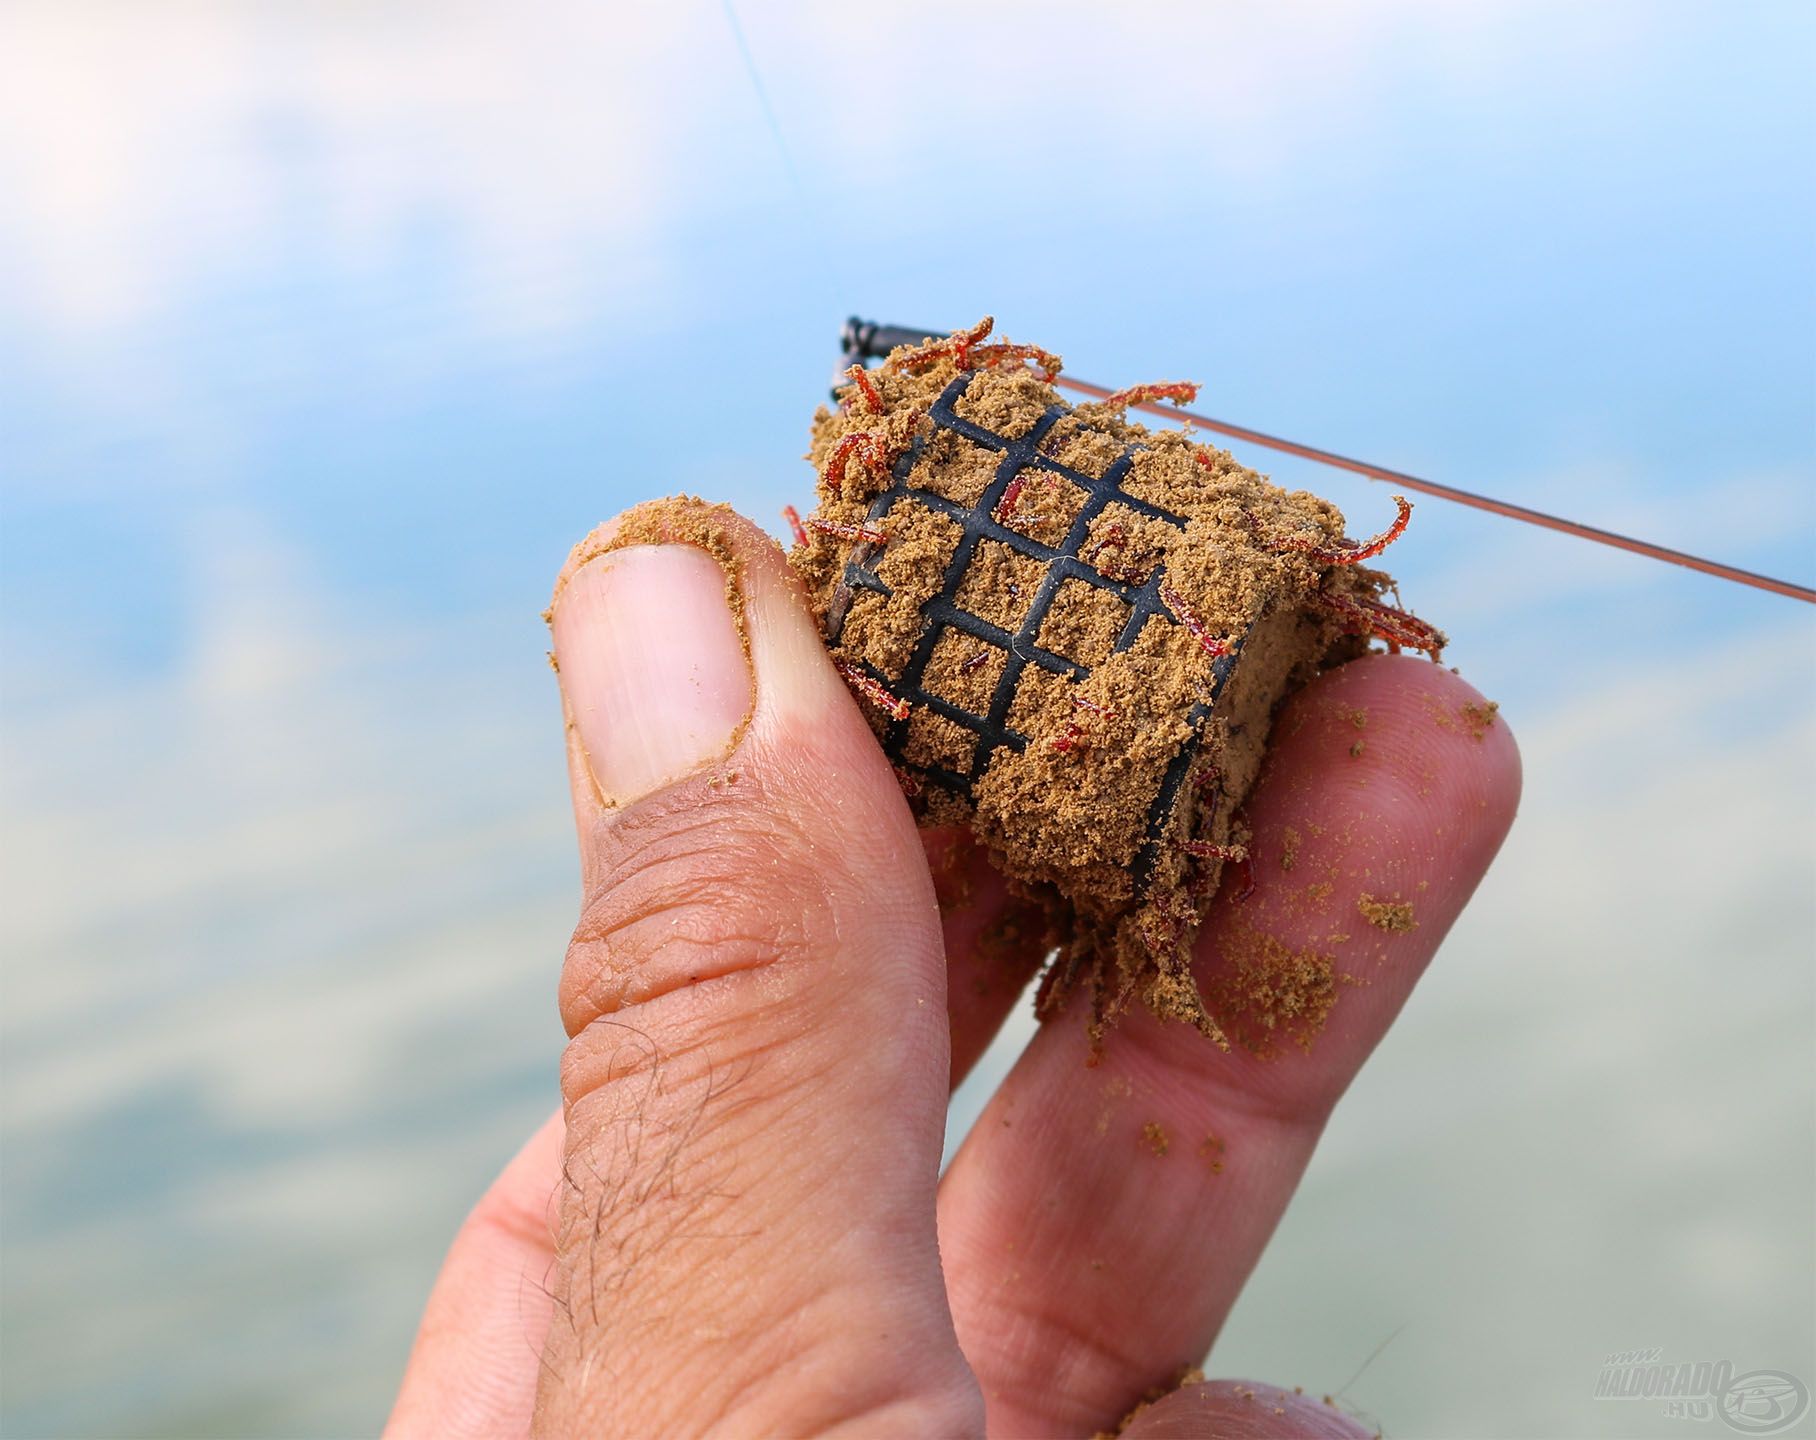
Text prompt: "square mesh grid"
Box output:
[[825, 371, 1250, 888]]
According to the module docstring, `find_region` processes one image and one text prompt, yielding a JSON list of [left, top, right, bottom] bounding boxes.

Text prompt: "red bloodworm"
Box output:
[[967, 341, 1063, 382], [1368, 601, 1446, 656], [1228, 856, 1257, 903], [1100, 381, 1200, 411], [1337, 494, 1413, 562], [1313, 587, 1446, 660], [1085, 521, 1127, 561], [1190, 763, 1224, 836], [891, 764, 923, 798], [822, 430, 890, 495], [1180, 839, 1248, 862], [894, 316, 995, 372], [1143, 890, 1200, 956], [781, 503, 809, 548], [835, 662, 911, 721], [993, 472, 1029, 524], [1158, 581, 1232, 660], [1085, 522, 1148, 582], [890, 321, 1063, 380], [1265, 495, 1413, 566], [807, 516, 889, 546], [960, 651, 991, 674], [843, 363, 883, 415], [1051, 696, 1118, 754], [947, 315, 995, 368]]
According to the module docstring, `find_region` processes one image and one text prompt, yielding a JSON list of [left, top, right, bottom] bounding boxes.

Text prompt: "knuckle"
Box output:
[[559, 778, 837, 1039]]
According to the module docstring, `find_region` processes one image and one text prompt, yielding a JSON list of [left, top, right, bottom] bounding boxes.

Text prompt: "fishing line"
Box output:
[[714, 4, 863, 369], [718, 0, 807, 201], [840, 320, 1815, 605]]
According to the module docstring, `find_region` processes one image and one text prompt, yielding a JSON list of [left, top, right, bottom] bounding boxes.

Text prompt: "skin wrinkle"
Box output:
[[762, 728, 929, 887], [1188, 1070, 1326, 1148], [558, 965, 866, 1164], [958, 1186, 1099, 1351], [675, 1313, 871, 1438], [993, 1288, 1155, 1416], [563, 866, 823, 1036], [560, 684, 931, 1030], [561, 783, 840, 1039], [578, 1287, 974, 1440]]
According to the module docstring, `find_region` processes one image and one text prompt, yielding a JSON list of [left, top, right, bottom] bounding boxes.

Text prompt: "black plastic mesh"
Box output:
[[825, 369, 1246, 888]]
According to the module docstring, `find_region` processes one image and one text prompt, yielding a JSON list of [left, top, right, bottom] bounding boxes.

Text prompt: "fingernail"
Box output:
[[552, 544, 753, 805]]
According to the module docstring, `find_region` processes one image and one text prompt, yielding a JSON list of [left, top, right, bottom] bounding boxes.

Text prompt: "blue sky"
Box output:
[[5, 0, 1812, 686], [2, 3, 1812, 1436]]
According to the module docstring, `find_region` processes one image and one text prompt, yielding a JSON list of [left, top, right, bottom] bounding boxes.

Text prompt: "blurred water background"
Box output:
[[1, 3, 1812, 1436]]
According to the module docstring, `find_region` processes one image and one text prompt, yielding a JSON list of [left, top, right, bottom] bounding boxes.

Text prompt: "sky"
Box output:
[[1, 2, 1813, 1437]]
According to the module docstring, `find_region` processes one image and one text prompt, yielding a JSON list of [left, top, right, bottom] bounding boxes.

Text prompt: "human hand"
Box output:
[[386, 499, 1520, 1438]]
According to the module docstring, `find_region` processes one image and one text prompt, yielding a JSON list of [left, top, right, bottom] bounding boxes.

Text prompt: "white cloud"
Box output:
[[0, 0, 1646, 343], [0, 505, 572, 1129], [0, 1, 707, 339]]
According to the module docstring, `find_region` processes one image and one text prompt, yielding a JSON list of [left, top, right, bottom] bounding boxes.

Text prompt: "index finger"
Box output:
[[936, 655, 1521, 1436]]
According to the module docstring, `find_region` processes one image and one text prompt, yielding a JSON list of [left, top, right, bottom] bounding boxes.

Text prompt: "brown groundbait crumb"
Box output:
[[1358, 893, 1418, 932], [1203, 920, 1344, 1054], [1461, 699, 1500, 740], [788, 319, 1445, 1047], [1092, 1368, 1208, 1440], [1420, 692, 1457, 731], [1198, 1133, 1227, 1173], [1141, 1121, 1170, 1157], [1280, 825, 1301, 872]]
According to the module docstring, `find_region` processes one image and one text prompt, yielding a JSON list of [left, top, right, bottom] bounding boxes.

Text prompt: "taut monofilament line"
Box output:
[[837, 318, 1815, 605]]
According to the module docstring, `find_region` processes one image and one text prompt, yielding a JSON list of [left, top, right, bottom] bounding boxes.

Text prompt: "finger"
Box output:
[[938, 656, 1520, 1435], [926, 827, 1051, 1088], [1120, 1380, 1377, 1439], [386, 1109, 564, 1440], [538, 500, 980, 1437], [565, 532, 1038, 1094]]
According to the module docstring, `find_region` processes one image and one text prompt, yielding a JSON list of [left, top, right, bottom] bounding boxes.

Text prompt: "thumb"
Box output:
[[538, 499, 979, 1438]]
